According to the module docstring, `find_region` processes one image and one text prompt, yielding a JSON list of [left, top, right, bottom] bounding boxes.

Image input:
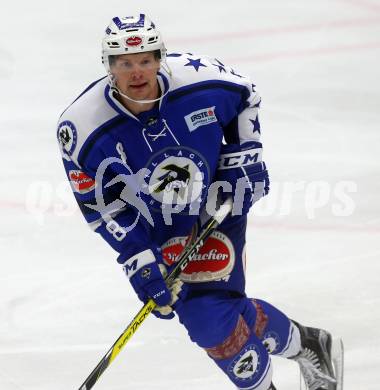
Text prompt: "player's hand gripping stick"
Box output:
[[78, 197, 233, 390]]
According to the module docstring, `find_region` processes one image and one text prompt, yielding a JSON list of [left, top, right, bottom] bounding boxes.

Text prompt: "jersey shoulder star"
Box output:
[[184, 57, 207, 72]]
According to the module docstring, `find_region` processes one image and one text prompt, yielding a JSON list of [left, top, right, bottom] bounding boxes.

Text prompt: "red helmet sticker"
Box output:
[[126, 36, 142, 46], [162, 231, 235, 282], [69, 170, 96, 194]]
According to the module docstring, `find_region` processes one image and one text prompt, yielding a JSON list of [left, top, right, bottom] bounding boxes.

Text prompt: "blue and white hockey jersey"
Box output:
[[57, 53, 265, 294]]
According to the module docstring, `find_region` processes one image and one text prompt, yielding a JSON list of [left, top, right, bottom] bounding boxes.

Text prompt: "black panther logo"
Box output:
[[59, 128, 71, 146], [153, 164, 191, 194], [236, 354, 254, 375]]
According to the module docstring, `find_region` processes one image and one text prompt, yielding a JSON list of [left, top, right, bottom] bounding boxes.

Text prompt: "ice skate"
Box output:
[[292, 322, 344, 390]]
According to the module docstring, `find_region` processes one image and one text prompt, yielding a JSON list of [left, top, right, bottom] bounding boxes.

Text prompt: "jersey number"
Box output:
[[106, 220, 127, 241]]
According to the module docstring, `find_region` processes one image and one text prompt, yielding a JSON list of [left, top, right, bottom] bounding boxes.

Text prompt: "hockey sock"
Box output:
[[252, 299, 301, 358], [207, 316, 273, 390], [176, 292, 274, 389]]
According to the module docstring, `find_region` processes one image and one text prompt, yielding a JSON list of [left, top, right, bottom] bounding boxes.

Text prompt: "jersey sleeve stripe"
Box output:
[[167, 80, 250, 105]]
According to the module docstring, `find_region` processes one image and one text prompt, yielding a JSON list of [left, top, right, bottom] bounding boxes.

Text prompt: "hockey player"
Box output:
[[57, 14, 341, 390]]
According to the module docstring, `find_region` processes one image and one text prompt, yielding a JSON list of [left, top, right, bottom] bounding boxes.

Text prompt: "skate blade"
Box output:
[[299, 338, 343, 390], [331, 338, 344, 390], [300, 373, 306, 390], [299, 373, 336, 390]]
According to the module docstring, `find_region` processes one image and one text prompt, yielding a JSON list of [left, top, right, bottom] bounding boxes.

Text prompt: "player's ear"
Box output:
[[153, 50, 161, 68]]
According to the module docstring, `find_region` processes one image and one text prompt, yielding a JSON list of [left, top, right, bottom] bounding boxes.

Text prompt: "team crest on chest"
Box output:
[[142, 146, 210, 212]]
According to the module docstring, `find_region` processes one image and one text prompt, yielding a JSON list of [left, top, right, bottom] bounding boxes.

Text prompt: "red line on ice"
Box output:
[[225, 41, 380, 63], [337, 0, 380, 13], [1, 201, 378, 234], [167, 17, 380, 46], [248, 219, 380, 234]]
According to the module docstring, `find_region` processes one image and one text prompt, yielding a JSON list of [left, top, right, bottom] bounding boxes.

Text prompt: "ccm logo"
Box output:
[[218, 149, 261, 170], [123, 259, 138, 276]]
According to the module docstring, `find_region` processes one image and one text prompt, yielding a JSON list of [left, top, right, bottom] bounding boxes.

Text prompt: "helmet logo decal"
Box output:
[[113, 15, 145, 30], [126, 36, 142, 47]]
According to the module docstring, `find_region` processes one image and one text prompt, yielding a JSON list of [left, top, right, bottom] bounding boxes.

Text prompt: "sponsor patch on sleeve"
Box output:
[[184, 106, 217, 132], [69, 170, 96, 194]]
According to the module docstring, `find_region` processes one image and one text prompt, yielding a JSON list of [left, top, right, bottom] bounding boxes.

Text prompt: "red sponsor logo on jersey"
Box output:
[[69, 170, 96, 194], [208, 109, 214, 116], [162, 231, 235, 282], [126, 36, 142, 46]]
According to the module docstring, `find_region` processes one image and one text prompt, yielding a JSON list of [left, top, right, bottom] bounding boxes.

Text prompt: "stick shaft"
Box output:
[[78, 198, 232, 390]]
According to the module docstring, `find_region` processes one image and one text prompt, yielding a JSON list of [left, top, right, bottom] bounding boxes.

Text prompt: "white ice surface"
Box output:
[[1, 1, 380, 389]]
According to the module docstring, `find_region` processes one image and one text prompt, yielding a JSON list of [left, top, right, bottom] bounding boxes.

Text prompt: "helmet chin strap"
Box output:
[[110, 83, 169, 104]]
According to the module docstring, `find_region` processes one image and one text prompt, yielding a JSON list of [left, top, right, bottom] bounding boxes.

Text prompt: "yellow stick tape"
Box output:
[[109, 299, 156, 363]]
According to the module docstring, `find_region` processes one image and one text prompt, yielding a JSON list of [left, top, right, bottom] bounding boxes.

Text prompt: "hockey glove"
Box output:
[[152, 263, 188, 320], [121, 248, 186, 320], [215, 141, 269, 215], [122, 248, 172, 306]]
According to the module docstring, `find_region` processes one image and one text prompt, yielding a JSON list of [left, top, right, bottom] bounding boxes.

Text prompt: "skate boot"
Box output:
[[291, 321, 337, 390]]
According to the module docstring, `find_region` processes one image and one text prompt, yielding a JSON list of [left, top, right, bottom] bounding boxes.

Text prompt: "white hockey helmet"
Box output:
[[102, 14, 166, 73]]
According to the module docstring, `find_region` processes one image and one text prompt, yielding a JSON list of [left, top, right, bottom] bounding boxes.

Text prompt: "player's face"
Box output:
[[110, 52, 161, 101]]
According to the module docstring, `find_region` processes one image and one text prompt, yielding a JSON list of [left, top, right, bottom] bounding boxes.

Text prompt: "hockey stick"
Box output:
[[78, 197, 233, 390]]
